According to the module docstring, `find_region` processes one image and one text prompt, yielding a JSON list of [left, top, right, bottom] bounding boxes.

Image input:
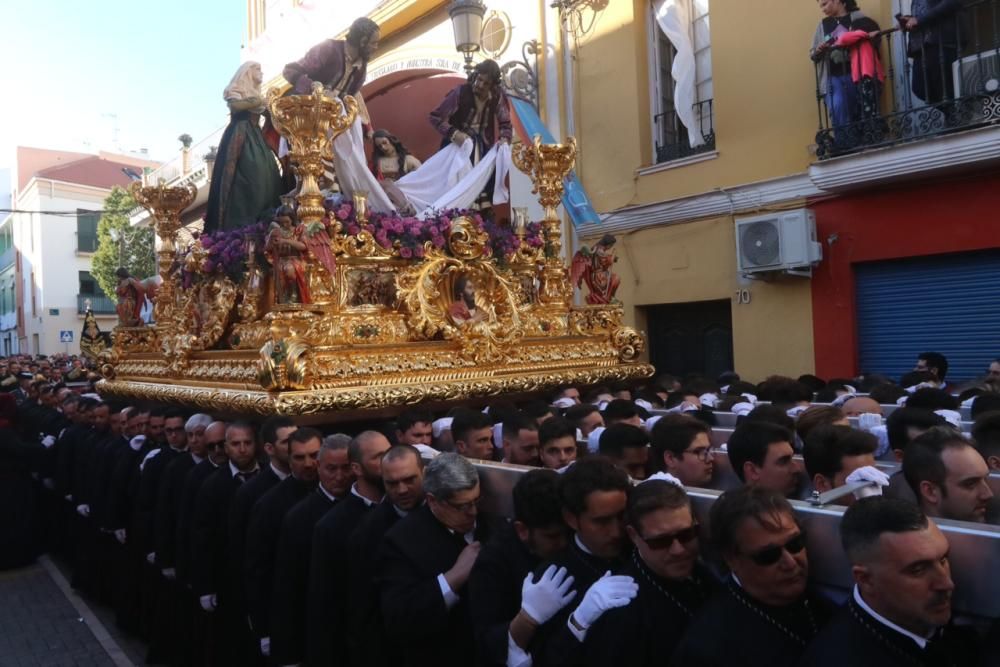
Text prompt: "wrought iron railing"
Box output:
[[654, 99, 715, 163], [814, 0, 1000, 159], [78, 294, 115, 315]]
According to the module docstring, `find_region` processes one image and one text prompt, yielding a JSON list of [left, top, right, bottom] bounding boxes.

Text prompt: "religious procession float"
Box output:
[[97, 42, 651, 422]]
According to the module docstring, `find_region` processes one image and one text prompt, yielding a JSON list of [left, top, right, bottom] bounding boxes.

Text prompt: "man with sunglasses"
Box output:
[[583, 479, 715, 666], [650, 414, 715, 487], [799, 496, 980, 666], [672, 486, 831, 666], [377, 452, 495, 667]]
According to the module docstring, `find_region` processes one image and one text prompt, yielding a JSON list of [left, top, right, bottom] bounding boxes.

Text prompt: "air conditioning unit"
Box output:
[[735, 209, 822, 278], [953, 51, 1000, 98]]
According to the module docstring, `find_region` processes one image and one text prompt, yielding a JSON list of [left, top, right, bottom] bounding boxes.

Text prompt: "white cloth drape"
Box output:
[[328, 116, 512, 217], [332, 118, 396, 212], [652, 0, 705, 148]]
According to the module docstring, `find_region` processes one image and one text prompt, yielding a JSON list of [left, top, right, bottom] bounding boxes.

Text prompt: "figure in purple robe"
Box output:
[[429, 59, 513, 165]]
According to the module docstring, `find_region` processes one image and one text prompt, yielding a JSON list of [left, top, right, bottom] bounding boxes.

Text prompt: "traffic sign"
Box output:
[[59, 331, 74, 343]]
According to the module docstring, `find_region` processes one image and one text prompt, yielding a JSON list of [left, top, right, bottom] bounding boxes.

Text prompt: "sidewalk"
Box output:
[[0, 557, 134, 667]]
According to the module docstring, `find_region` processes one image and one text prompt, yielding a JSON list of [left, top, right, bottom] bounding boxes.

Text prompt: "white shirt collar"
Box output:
[[229, 461, 259, 478], [350, 483, 378, 507], [191, 452, 205, 464], [446, 523, 476, 543], [393, 504, 410, 518], [853, 585, 934, 649], [270, 462, 289, 481], [575, 534, 595, 556], [318, 484, 339, 503]]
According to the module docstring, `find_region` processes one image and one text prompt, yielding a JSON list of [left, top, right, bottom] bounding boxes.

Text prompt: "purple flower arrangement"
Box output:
[[182, 222, 268, 287], [326, 201, 544, 263]]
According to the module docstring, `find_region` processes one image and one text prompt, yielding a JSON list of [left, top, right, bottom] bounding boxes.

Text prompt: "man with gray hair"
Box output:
[[377, 452, 495, 667], [271, 433, 354, 666], [307, 430, 390, 666]]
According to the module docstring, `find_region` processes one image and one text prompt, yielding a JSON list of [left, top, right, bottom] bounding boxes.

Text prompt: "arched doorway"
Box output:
[[363, 68, 466, 162]]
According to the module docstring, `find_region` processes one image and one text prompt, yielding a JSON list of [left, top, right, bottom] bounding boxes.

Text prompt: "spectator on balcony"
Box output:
[[811, 0, 883, 147], [899, 0, 966, 105]]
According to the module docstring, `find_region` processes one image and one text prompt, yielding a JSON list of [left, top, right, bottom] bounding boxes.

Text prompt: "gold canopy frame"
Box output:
[[97, 88, 652, 419]]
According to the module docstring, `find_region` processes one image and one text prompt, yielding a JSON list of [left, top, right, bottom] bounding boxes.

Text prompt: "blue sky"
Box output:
[[0, 0, 245, 186]]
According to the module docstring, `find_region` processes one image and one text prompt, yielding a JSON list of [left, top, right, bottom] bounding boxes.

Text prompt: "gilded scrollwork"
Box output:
[[569, 305, 624, 336], [611, 326, 646, 362]]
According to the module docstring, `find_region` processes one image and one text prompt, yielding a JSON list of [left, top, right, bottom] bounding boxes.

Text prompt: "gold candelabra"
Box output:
[[129, 181, 197, 325], [511, 135, 577, 304], [267, 83, 358, 225]]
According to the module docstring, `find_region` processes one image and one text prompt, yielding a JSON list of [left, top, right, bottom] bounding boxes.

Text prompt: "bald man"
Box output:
[[842, 397, 883, 417]]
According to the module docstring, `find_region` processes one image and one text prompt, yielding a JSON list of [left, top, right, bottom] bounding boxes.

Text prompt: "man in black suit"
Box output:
[[190, 421, 259, 664], [469, 468, 571, 667], [175, 420, 227, 667], [346, 444, 426, 667], [377, 452, 496, 667], [671, 486, 831, 666], [270, 434, 354, 667], [225, 415, 297, 659], [305, 430, 390, 667], [245, 427, 322, 659], [534, 456, 636, 666], [151, 412, 212, 666], [799, 497, 979, 666], [583, 480, 716, 666]]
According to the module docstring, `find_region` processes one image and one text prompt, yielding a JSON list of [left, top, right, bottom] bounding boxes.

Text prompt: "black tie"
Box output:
[[236, 470, 257, 484]]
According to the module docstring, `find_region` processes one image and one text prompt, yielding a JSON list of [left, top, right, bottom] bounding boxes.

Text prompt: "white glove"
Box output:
[[520, 565, 577, 625], [699, 393, 720, 408], [719, 442, 728, 452], [731, 402, 754, 417], [260, 637, 270, 656], [642, 471, 684, 487], [786, 405, 809, 419], [857, 413, 882, 432], [199, 594, 217, 612], [114, 528, 127, 544], [869, 425, 891, 459], [75, 504, 90, 517], [934, 409, 962, 429], [570, 572, 638, 630], [635, 399, 653, 412], [553, 397, 576, 409], [129, 435, 146, 451], [162, 568, 176, 580], [41, 435, 56, 449], [741, 393, 758, 405], [146, 552, 156, 565], [896, 395, 909, 406], [961, 396, 977, 409], [846, 465, 891, 499]]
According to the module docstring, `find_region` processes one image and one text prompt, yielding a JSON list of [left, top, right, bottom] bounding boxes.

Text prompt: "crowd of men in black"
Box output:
[[3, 351, 1000, 666]]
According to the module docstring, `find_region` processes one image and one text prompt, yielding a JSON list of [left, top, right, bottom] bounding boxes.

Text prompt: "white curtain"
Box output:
[[652, 0, 705, 148], [330, 117, 513, 217]]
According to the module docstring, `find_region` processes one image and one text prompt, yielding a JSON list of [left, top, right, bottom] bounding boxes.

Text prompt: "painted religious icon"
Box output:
[[266, 206, 312, 305], [571, 234, 621, 305], [448, 273, 486, 326]]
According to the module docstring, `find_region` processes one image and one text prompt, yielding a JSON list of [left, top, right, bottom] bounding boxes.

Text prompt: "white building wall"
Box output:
[[14, 179, 117, 355]]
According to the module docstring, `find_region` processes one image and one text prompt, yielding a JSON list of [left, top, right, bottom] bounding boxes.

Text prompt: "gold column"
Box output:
[[129, 181, 197, 326], [512, 135, 577, 304]]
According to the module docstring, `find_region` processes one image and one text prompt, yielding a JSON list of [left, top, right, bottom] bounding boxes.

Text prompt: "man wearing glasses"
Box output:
[[650, 414, 715, 487], [672, 486, 831, 666], [583, 479, 715, 665], [377, 452, 495, 667]]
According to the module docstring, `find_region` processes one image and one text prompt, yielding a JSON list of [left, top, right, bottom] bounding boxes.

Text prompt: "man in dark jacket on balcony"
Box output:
[[900, 0, 966, 104]]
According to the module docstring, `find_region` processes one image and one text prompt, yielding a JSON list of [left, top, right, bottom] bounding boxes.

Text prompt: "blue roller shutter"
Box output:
[[854, 250, 1000, 383]]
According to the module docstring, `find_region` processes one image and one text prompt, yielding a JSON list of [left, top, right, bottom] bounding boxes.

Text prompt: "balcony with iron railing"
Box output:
[[813, 0, 1000, 160], [78, 294, 116, 315], [654, 99, 716, 164]]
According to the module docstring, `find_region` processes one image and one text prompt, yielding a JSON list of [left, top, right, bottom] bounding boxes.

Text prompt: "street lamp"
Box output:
[[204, 145, 218, 183], [448, 0, 487, 73]]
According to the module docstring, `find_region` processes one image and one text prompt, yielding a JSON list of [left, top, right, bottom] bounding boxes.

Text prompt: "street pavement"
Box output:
[[0, 558, 137, 667]]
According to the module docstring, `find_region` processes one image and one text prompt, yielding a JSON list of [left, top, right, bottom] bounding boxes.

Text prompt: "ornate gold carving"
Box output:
[[159, 275, 239, 373], [511, 135, 576, 304], [569, 305, 624, 336], [267, 84, 358, 225], [258, 337, 311, 391], [611, 326, 645, 362]]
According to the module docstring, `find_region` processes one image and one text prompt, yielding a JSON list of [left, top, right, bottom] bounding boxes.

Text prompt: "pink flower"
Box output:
[[413, 245, 425, 258], [347, 224, 360, 235], [399, 246, 413, 259]]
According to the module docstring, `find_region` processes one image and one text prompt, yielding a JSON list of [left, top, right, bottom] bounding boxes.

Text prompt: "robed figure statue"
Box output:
[[204, 61, 284, 233]]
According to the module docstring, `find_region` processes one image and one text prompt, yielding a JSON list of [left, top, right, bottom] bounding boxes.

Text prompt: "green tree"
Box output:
[[91, 186, 156, 298]]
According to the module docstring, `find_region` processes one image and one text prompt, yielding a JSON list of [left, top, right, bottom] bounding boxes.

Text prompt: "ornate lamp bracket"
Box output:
[[501, 40, 540, 111]]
